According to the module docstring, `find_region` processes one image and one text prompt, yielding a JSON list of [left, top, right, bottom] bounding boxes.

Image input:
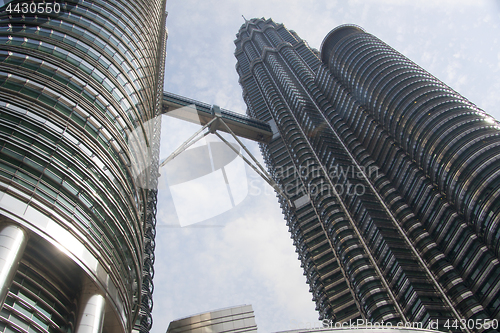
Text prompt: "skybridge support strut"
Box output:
[[159, 114, 292, 207]]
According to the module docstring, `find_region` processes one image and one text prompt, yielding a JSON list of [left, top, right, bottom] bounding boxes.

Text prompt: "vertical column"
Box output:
[[75, 281, 106, 333], [0, 224, 28, 307]]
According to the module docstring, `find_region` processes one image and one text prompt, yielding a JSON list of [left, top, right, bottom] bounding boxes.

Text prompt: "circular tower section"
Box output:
[[0, 0, 167, 332]]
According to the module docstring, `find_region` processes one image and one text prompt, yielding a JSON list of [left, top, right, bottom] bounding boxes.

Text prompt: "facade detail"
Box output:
[[235, 19, 500, 329], [0, 1, 167, 332]]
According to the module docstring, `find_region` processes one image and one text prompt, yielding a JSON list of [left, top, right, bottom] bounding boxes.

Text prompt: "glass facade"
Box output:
[[235, 19, 500, 329], [0, 0, 167, 332], [166, 305, 257, 333]]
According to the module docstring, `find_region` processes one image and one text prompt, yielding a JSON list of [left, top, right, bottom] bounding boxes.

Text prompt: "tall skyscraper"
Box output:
[[235, 18, 500, 328], [0, 1, 167, 332]]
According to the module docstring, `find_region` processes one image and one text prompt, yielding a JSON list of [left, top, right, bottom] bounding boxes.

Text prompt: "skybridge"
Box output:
[[162, 92, 273, 144]]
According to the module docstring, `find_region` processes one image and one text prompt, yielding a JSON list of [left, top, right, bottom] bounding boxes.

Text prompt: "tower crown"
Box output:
[[320, 24, 365, 65]]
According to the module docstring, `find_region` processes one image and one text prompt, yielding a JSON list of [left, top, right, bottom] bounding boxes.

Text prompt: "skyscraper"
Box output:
[[0, 1, 167, 332], [235, 18, 500, 328]]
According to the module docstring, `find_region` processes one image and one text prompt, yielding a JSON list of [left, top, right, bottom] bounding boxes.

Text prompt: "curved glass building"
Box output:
[[0, 1, 167, 332], [235, 18, 500, 329]]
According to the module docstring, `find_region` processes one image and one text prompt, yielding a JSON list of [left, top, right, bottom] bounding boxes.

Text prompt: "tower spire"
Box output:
[[242, 15, 248, 23]]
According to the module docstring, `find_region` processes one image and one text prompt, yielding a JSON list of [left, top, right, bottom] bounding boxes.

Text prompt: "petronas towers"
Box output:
[[235, 19, 500, 329]]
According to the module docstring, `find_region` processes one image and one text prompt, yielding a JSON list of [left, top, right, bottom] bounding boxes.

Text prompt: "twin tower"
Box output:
[[0, 2, 499, 332], [235, 18, 500, 329]]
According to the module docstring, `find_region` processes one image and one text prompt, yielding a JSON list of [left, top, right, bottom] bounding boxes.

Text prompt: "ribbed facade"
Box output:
[[0, 1, 167, 332], [235, 19, 500, 330]]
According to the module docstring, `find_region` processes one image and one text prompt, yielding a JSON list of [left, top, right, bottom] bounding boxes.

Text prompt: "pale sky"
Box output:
[[152, 1, 500, 332]]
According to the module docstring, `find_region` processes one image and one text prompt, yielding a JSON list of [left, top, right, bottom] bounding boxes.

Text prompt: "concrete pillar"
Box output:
[[75, 281, 106, 333], [0, 224, 28, 307]]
